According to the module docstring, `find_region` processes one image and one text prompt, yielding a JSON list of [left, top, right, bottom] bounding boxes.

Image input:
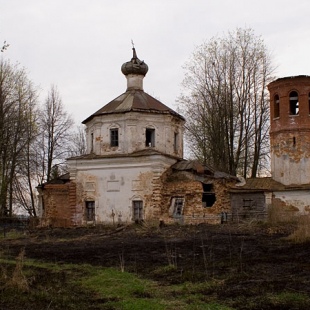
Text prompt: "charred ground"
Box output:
[[1, 222, 310, 309]]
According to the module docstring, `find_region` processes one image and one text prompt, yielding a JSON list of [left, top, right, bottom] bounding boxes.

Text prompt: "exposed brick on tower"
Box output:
[[268, 76, 310, 185]]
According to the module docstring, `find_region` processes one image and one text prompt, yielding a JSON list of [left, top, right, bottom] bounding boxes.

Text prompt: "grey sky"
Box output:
[[1, 0, 310, 124]]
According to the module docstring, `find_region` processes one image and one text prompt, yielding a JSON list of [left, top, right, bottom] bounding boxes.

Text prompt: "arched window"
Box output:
[[274, 94, 280, 118], [289, 91, 299, 115]]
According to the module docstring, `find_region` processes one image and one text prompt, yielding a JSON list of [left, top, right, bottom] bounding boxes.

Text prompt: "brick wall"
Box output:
[[268, 76, 310, 185], [158, 170, 233, 224], [41, 182, 76, 227], [270, 131, 310, 162]]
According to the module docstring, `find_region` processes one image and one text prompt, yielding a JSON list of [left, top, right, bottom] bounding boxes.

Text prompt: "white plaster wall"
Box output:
[[68, 154, 176, 224], [86, 112, 184, 158], [265, 192, 272, 206], [274, 190, 310, 214], [126, 74, 144, 90], [271, 152, 310, 185]]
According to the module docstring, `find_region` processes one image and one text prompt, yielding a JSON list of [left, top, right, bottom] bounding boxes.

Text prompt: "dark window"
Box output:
[[174, 132, 179, 153], [171, 197, 184, 218], [133, 201, 143, 221], [85, 201, 95, 221], [145, 128, 155, 147], [289, 91, 299, 115], [274, 94, 280, 118], [243, 199, 253, 209], [202, 183, 213, 192], [110, 128, 119, 147], [91, 133, 94, 152], [202, 183, 216, 207], [308, 93, 310, 114]]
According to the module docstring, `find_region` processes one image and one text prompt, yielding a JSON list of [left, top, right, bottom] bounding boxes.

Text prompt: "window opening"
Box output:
[[243, 199, 253, 209], [132, 201, 143, 221], [274, 94, 280, 118], [110, 128, 119, 147], [174, 132, 179, 153], [145, 128, 155, 147], [91, 133, 94, 153], [85, 201, 95, 221], [289, 91, 299, 115], [202, 183, 216, 207], [293, 136, 296, 147], [308, 93, 310, 114], [171, 197, 184, 218]]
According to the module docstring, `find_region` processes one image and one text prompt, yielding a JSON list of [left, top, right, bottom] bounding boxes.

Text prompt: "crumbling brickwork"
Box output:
[[270, 131, 310, 162], [41, 182, 76, 227], [159, 169, 233, 225], [268, 76, 310, 185]]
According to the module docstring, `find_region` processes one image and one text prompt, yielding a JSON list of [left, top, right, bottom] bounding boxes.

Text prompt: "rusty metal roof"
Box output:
[[82, 89, 185, 124], [230, 177, 310, 192], [171, 160, 241, 181], [172, 160, 215, 175], [38, 173, 71, 187], [236, 177, 283, 191]]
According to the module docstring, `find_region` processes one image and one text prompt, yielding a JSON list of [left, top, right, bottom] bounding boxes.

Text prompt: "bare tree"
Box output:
[[178, 28, 274, 177], [39, 85, 74, 182], [1, 41, 9, 53], [68, 124, 87, 157], [13, 101, 41, 217], [0, 59, 38, 216]]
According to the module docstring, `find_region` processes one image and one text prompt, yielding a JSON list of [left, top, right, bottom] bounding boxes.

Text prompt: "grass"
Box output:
[[1, 222, 310, 309], [286, 215, 310, 243], [7, 255, 307, 310], [0, 229, 26, 239], [0, 255, 234, 310], [78, 267, 166, 309], [268, 291, 310, 308], [268, 204, 310, 242]]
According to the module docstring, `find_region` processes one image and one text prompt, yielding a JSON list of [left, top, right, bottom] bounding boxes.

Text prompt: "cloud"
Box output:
[[1, 0, 310, 124]]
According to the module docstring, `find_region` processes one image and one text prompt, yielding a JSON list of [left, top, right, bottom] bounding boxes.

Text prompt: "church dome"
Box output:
[[121, 48, 148, 76]]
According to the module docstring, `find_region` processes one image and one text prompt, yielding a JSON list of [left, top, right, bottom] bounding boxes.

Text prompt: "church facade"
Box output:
[[66, 48, 184, 225]]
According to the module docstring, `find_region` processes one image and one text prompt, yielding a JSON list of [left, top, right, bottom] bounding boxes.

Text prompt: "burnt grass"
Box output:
[[1, 222, 310, 309]]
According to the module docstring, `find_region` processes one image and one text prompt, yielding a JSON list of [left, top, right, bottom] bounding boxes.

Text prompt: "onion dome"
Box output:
[[121, 48, 148, 76]]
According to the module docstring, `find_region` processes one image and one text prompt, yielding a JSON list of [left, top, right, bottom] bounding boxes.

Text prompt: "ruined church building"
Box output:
[[38, 50, 310, 227]]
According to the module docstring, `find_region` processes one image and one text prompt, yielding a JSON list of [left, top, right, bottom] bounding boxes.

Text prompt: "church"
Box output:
[[37, 50, 310, 227], [37, 49, 237, 227]]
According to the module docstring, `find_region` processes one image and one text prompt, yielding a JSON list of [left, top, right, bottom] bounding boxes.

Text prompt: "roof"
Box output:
[[82, 89, 185, 124], [268, 75, 310, 87], [67, 148, 180, 161], [230, 177, 310, 193], [171, 160, 240, 180], [121, 47, 148, 76], [37, 173, 71, 188], [172, 160, 214, 175]]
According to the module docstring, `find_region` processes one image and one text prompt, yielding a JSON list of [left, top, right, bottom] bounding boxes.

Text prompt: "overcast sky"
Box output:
[[1, 0, 310, 125]]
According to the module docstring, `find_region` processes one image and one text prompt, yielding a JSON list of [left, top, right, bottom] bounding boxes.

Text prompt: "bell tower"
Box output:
[[268, 76, 310, 185]]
